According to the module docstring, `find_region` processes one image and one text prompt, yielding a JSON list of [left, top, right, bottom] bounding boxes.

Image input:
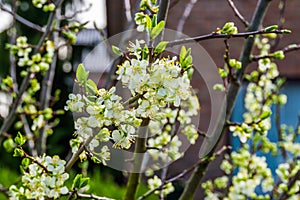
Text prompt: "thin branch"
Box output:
[[0, 2, 44, 33], [176, 0, 198, 35], [226, 0, 249, 27], [65, 135, 94, 172], [20, 115, 37, 156], [251, 43, 300, 61], [167, 29, 289, 47], [61, 3, 92, 20], [8, 1, 18, 93], [37, 3, 61, 155], [271, 0, 287, 51], [170, 0, 181, 10], [76, 193, 115, 200], [138, 146, 231, 200]]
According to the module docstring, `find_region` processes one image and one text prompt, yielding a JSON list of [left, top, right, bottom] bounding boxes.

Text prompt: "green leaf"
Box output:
[[264, 25, 278, 32], [76, 64, 89, 84], [259, 110, 272, 120], [80, 177, 90, 188], [152, 14, 157, 27], [111, 45, 122, 56], [150, 21, 165, 39], [145, 15, 152, 31], [221, 22, 238, 34], [13, 148, 24, 157], [86, 79, 98, 95], [154, 41, 168, 54], [22, 158, 31, 169], [180, 46, 187, 62], [142, 45, 149, 60], [72, 174, 90, 189], [187, 68, 194, 79], [14, 132, 26, 146], [72, 174, 82, 189]]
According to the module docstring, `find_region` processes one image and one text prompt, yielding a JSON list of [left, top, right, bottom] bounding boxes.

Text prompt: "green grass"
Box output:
[[0, 167, 20, 199]]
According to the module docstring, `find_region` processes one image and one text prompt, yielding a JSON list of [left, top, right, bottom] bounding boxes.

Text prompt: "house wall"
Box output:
[[167, 0, 300, 78]]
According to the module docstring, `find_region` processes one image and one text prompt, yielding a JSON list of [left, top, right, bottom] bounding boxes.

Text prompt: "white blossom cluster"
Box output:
[[116, 39, 200, 165], [203, 147, 274, 199], [65, 87, 143, 164], [147, 175, 174, 197], [229, 37, 286, 144], [9, 155, 69, 200], [275, 161, 300, 197]]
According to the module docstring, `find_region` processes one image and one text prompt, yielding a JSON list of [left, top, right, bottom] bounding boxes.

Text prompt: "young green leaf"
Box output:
[[180, 46, 187, 62], [264, 25, 278, 32], [14, 132, 26, 146], [86, 79, 98, 95], [259, 110, 272, 120], [150, 21, 165, 39], [13, 148, 24, 157], [142, 45, 149, 60], [154, 41, 168, 54], [145, 15, 152, 31], [152, 14, 157, 27], [80, 177, 90, 188], [72, 174, 82, 189], [76, 64, 89, 84], [112, 45, 123, 56]]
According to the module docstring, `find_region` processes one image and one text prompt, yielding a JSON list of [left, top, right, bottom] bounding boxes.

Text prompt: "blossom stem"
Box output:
[[65, 135, 94, 172]]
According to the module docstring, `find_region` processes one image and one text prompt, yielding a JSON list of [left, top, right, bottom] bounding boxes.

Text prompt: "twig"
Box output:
[[20, 115, 37, 156], [61, 3, 92, 20], [251, 43, 300, 61], [176, 0, 198, 35], [37, 3, 61, 155], [138, 146, 231, 200], [160, 166, 168, 200], [170, 0, 181, 10], [0, 2, 44, 33], [226, 0, 249, 27], [271, 0, 287, 51], [65, 135, 94, 172], [76, 193, 115, 200], [167, 29, 289, 47]]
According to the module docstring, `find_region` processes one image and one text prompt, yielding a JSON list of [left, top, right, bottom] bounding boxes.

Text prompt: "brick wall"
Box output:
[[167, 0, 300, 78]]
